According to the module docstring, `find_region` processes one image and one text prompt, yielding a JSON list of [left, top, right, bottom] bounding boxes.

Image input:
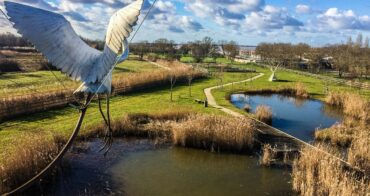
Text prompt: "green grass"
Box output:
[[1, 62, 370, 162], [0, 59, 160, 98]]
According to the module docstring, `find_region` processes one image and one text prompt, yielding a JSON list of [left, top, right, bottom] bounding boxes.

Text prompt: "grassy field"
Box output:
[[2, 59, 370, 194], [1, 62, 370, 161], [0, 58, 160, 98]]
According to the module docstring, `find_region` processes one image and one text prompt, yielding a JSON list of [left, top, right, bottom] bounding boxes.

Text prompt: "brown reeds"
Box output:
[[243, 104, 251, 112], [292, 145, 369, 196], [0, 67, 206, 120], [295, 82, 309, 98], [325, 91, 369, 121], [316, 91, 370, 147], [260, 144, 276, 166], [172, 114, 256, 152], [255, 105, 273, 125], [239, 83, 310, 99], [0, 133, 61, 193], [348, 131, 370, 175]]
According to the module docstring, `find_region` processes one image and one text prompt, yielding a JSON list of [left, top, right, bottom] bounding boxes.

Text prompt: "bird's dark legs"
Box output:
[[98, 94, 113, 156], [98, 94, 108, 126]]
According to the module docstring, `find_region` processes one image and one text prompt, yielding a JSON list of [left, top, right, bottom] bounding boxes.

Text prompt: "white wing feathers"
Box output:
[[4, 0, 143, 84], [105, 0, 143, 54]]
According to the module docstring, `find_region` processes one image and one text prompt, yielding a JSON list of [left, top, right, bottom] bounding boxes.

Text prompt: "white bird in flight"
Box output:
[[4, 0, 144, 152]]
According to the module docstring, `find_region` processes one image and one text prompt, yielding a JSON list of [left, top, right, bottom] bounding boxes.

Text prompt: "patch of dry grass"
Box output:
[[325, 91, 369, 121], [348, 131, 370, 175], [260, 144, 276, 166], [0, 67, 206, 120], [0, 133, 61, 193], [255, 105, 273, 125], [292, 145, 369, 196], [295, 82, 309, 98], [173, 114, 256, 152]]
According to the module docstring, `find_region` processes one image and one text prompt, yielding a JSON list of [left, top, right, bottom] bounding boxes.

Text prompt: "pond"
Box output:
[[31, 139, 293, 196], [230, 94, 343, 142]]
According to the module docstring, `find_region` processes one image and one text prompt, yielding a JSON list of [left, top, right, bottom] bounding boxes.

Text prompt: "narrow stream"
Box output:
[[230, 94, 343, 141]]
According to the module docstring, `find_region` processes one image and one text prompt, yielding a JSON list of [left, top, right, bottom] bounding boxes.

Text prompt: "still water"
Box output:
[[35, 139, 293, 196], [230, 94, 343, 141]]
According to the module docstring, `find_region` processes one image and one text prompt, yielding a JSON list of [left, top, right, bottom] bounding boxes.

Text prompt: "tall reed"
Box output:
[[173, 114, 256, 152], [292, 145, 369, 196], [0, 133, 61, 193], [255, 105, 273, 125]]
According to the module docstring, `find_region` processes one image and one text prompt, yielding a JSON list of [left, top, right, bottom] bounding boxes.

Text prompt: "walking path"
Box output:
[[204, 73, 264, 118]]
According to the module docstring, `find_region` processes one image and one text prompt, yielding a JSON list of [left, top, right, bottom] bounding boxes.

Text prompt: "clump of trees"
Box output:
[[256, 34, 370, 79], [130, 37, 240, 63]]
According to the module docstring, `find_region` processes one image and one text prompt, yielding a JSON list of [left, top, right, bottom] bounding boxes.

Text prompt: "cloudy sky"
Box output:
[[1, 0, 370, 46]]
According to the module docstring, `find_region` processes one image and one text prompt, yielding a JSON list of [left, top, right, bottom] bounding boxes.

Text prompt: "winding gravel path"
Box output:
[[204, 73, 265, 117]]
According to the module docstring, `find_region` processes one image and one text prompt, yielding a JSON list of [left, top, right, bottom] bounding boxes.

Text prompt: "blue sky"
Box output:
[[1, 0, 370, 46]]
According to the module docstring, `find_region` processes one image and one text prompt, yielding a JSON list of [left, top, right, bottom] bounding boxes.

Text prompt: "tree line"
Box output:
[[130, 37, 240, 63], [256, 34, 370, 78]]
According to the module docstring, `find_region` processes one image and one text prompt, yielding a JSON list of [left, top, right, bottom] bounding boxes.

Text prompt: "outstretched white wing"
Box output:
[[5, 0, 144, 84], [94, 0, 143, 84], [105, 0, 143, 54], [4, 1, 102, 82]]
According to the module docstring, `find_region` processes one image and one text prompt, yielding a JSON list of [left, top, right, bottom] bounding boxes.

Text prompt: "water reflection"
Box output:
[[230, 94, 343, 142], [32, 139, 293, 196], [111, 145, 292, 196]]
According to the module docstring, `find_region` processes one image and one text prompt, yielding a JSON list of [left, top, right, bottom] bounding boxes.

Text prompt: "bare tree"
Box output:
[[223, 41, 240, 61], [187, 70, 194, 97], [169, 72, 177, 101]]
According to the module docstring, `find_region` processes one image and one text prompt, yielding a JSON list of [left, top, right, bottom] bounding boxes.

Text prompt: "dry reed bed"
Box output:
[[236, 83, 310, 99], [0, 133, 61, 193], [295, 92, 370, 195], [325, 91, 369, 121], [292, 145, 369, 196], [0, 67, 206, 121], [173, 114, 256, 152], [316, 92, 370, 146], [0, 112, 257, 194], [255, 105, 273, 125]]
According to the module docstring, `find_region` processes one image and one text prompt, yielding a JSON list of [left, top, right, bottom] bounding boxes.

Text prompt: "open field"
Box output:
[[0, 58, 160, 98], [1, 59, 369, 194], [2, 62, 370, 158]]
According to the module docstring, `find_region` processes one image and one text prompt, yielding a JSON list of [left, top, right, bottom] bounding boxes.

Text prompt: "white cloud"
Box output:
[[296, 4, 310, 14], [315, 8, 370, 31], [244, 5, 303, 31]]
